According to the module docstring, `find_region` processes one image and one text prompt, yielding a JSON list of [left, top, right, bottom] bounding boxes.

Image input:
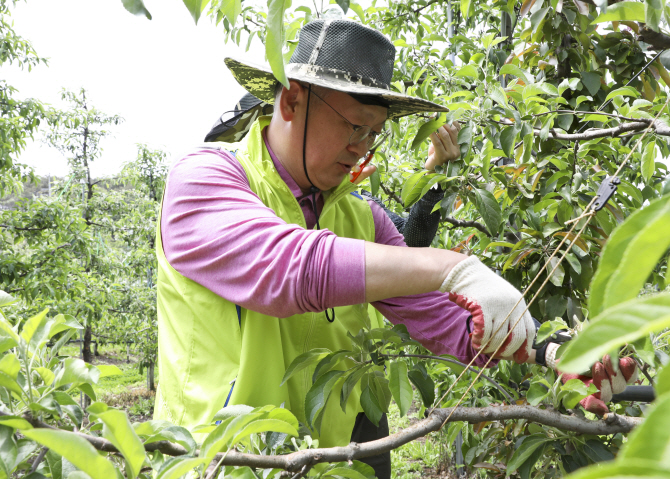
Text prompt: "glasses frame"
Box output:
[[308, 88, 383, 148]]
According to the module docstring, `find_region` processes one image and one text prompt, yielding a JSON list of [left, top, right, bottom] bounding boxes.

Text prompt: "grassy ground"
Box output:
[[388, 395, 459, 479]]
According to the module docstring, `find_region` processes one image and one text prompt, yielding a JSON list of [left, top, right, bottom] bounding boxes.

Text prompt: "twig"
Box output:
[[30, 447, 48, 473], [443, 216, 490, 236], [632, 356, 655, 385], [379, 183, 403, 206], [383, 354, 513, 402]]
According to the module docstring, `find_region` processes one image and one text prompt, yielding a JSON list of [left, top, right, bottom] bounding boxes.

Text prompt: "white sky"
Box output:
[[5, 0, 264, 178]]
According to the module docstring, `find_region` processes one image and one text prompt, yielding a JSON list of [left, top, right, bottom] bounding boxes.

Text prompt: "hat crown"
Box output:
[[288, 19, 396, 89]]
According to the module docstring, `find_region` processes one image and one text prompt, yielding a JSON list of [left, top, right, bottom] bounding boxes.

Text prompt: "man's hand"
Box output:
[[545, 345, 639, 415], [350, 163, 377, 185], [426, 122, 461, 171], [439, 256, 536, 363]]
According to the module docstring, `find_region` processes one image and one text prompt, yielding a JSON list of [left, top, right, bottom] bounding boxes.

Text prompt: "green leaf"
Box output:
[[592, 1, 646, 23], [645, 0, 664, 31], [0, 370, 23, 396], [563, 459, 670, 479], [280, 348, 330, 386], [266, 0, 292, 88], [499, 64, 533, 84], [559, 379, 597, 409], [144, 426, 197, 455], [48, 314, 83, 338], [407, 369, 434, 407], [619, 392, 670, 467], [0, 415, 32, 429], [335, 0, 350, 13], [388, 361, 412, 417], [91, 408, 146, 479], [536, 320, 567, 343], [589, 195, 670, 317], [507, 435, 550, 473], [182, 0, 209, 24], [0, 291, 17, 309], [526, 383, 549, 406], [411, 114, 446, 150], [580, 72, 601, 96], [323, 466, 370, 479], [642, 140, 657, 183], [605, 86, 640, 101], [656, 365, 670, 397], [473, 188, 502, 236], [155, 457, 206, 479], [340, 364, 373, 413], [221, 0, 242, 25], [500, 125, 519, 157], [213, 404, 254, 422], [455, 64, 478, 79], [121, 0, 152, 19], [360, 386, 383, 426], [229, 418, 299, 446], [21, 429, 118, 479], [401, 171, 432, 207], [559, 293, 670, 373], [460, 0, 472, 18], [305, 370, 343, 428], [55, 358, 100, 389], [369, 169, 380, 197], [490, 85, 508, 107], [20, 309, 50, 350]]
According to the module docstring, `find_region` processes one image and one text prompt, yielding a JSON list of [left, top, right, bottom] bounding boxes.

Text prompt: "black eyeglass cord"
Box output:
[[301, 84, 335, 324]]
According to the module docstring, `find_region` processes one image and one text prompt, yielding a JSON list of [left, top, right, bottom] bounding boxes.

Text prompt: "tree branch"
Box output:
[[443, 216, 491, 236], [0, 224, 50, 232], [638, 25, 670, 50], [379, 183, 403, 206], [537, 121, 658, 141], [6, 406, 642, 471]]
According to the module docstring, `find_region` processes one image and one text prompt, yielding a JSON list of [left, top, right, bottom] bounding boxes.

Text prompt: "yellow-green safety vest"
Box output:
[[154, 116, 384, 447]]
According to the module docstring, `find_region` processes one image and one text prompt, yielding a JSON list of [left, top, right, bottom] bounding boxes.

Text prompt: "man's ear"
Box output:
[[277, 81, 304, 122]]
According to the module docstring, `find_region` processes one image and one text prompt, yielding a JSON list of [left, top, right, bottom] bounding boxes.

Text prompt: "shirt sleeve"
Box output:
[[160, 148, 366, 318], [366, 199, 493, 368]]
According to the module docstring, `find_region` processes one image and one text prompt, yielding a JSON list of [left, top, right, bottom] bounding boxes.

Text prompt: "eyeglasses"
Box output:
[[309, 89, 384, 147]]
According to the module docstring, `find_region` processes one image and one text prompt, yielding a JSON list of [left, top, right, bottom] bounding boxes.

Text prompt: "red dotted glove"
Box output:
[[545, 344, 638, 415]]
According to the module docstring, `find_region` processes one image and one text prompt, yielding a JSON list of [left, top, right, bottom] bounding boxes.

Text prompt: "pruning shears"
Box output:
[[349, 131, 390, 183]]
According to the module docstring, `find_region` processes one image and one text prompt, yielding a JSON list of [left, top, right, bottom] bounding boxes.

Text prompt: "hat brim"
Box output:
[[225, 57, 448, 120]]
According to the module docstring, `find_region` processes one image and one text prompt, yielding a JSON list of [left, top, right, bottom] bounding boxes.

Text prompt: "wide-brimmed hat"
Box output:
[[204, 93, 272, 143], [224, 18, 448, 120]]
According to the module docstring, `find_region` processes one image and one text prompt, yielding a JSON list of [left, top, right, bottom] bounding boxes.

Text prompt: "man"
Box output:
[[154, 18, 633, 478]]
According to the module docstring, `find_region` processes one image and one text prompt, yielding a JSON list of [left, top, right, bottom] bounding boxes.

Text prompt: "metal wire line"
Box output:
[[430, 95, 670, 430]]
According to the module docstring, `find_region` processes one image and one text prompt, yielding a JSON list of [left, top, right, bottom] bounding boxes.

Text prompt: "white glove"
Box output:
[[439, 256, 535, 362]]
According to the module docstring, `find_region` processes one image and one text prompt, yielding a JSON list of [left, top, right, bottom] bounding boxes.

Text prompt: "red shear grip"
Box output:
[[449, 292, 485, 348]]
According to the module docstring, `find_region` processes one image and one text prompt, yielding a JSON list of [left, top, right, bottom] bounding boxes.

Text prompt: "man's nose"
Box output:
[[346, 139, 370, 159]]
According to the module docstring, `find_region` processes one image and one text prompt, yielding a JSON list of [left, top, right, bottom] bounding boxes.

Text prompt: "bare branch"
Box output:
[[0, 224, 50, 232], [6, 406, 642, 471], [639, 25, 670, 50], [537, 121, 655, 141]]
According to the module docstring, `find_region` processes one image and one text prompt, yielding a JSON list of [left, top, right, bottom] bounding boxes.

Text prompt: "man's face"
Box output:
[[303, 88, 387, 191]]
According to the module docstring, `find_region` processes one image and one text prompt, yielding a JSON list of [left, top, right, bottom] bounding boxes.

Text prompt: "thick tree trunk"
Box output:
[[82, 326, 92, 363]]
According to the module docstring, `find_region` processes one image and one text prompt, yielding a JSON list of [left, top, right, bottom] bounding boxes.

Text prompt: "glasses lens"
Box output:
[[349, 126, 372, 146]]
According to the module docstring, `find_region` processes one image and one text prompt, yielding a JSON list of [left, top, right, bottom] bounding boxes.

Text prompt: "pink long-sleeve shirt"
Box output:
[[161, 132, 487, 366]]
